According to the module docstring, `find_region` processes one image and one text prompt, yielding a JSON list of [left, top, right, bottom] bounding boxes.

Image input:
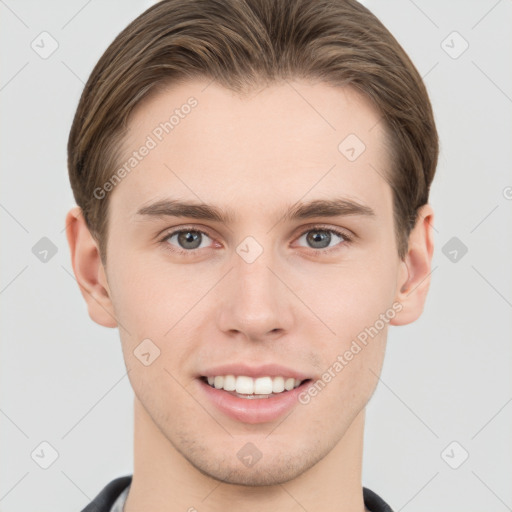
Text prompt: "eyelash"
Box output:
[[159, 225, 353, 257]]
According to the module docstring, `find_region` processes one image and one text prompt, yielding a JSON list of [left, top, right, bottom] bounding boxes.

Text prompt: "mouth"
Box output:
[[200, 375, 311, 399], [197, 374, 313, 424]]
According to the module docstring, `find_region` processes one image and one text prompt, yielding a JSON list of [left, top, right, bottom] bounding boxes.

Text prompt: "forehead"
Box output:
[[110, 79, 392, 223]]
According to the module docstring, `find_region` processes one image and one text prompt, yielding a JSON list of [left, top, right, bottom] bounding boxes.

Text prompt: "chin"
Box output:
[[192, 458, 312, 487], [173, 432, 327, 487]]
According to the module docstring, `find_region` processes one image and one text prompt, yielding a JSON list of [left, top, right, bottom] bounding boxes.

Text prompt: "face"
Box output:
[[100, 79, 405, 485]]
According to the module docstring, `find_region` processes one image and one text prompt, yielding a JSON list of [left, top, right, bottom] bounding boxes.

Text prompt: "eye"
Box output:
[[159, 224, 353, 257], [160, 228, 214, 255], [295, 226, 352, 252]]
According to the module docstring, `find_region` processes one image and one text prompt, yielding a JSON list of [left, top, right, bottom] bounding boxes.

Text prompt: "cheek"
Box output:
[[107, 254, 214, 379], [292, 256, 394, 397], [294, 258, 397, 339], [107, 252, 201, 334], [298, 318, 387, 424]]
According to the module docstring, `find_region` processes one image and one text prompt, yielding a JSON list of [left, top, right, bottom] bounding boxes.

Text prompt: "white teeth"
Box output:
[[205, 375, 304, 394], [284, 378, 295, 391], [272, 376, 285, 393], [223, 374, 236, 391], [235, 375, 254, 394], [254, 376, 273, 394]]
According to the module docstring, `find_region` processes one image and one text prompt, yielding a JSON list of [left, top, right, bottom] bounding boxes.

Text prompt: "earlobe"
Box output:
[[65, 206, 118, 328], [390, 204, 435, 326]]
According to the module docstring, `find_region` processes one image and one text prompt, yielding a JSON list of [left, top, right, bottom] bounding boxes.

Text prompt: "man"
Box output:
[[65, 0, 437, 510]]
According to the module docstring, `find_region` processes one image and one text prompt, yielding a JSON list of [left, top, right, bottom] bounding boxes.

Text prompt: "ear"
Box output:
[[65, 206, 118, 328], [390, 204, 435, 326]]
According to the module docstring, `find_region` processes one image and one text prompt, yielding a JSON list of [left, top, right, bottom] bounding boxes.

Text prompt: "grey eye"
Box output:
[[297, 229, 345, 250], [166, 230, 212, 251]]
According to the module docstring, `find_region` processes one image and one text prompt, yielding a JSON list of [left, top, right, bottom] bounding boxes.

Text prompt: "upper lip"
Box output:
[[199, 363, 311, 381]]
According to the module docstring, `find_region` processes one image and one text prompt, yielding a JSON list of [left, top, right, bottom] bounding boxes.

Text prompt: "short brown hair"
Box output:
[[67, 0, 438, 264]]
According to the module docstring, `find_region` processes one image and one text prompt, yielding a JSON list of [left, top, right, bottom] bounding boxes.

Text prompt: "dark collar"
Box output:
[[81, 475, 394, 512]]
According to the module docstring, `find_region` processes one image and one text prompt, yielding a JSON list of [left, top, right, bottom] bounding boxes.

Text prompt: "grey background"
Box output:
[[1, 0, 511, 510]]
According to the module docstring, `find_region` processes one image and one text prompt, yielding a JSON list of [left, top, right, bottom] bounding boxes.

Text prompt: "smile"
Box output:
[[203, 375, 304, 398], [198, 375, 313, 424]]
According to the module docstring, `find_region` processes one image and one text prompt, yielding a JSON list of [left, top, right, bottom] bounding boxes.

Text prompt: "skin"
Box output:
[[66, 78, 434, 512]]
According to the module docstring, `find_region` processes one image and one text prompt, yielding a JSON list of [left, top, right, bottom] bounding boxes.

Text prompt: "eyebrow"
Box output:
[[134, 197, 376, 224]]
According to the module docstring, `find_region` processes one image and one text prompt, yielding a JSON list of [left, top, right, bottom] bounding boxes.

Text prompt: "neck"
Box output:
[[125, 397, 368, 512]]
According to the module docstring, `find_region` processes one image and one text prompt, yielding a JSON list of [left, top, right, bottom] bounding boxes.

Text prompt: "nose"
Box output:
[[216, 247, 293, 342]]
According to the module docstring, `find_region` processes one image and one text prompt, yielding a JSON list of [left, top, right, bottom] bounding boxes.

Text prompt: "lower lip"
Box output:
[[197, 378, 311, 424]]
